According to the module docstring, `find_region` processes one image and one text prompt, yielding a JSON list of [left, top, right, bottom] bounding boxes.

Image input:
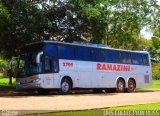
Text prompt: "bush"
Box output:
[[0, 57, 8, 76], [152, 64, 160, 80]]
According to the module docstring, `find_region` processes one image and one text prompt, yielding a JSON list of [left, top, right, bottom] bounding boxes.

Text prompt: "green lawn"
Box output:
[[0, 75, 15, 89], [137, 80, 160, 90], [107, 103, 160, 110], [26, 103, 160, 116]]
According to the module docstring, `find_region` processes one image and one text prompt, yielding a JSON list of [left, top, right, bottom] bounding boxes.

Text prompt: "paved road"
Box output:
[[0, 90, 160, 114]]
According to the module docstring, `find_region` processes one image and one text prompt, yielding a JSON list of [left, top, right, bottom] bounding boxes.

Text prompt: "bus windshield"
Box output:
[[17, 52, 42, 78]]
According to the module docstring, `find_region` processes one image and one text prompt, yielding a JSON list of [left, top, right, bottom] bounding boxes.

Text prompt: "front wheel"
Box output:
[[60, 79, 72, 94], [116, 79, 125, 93]]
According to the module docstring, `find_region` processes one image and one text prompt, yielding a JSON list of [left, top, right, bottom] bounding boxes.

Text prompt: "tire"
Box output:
[[116, 79, 125, 93], [126, 79, 136, 93], [60, 78, 72, 94]]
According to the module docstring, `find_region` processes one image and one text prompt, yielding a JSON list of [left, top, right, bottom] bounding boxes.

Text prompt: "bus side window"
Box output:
[[44, 56, 52, 73], [53, 60, 59, 73], [45, 44, 57, 58], [132, 53, 143, 65], [106, 50, 120, 63], [75, 47, 90, 61], [58, 45, 74, 59], [120, 52, 132, 64], [91, 49, 99, 61], [143, 54, 149, 66], [99, 50, 107, 62]]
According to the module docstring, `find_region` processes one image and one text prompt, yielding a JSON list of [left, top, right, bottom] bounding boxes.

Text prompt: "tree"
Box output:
[[0, 0, 46, 58], [0, 0, 159, 58]]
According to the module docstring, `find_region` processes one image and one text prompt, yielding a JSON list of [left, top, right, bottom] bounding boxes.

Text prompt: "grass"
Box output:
[[106, 103, 160, 110], [25, 103, 160, 116], [0, 74, 15, 89], [137, 80, 160, 90]]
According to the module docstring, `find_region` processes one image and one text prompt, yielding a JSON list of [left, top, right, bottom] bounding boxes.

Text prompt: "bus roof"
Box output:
[[27, 40, 149, 54]]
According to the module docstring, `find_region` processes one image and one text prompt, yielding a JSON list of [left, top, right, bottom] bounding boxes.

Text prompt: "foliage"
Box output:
[[0, 75, 15, 88], [137, 80, 160, 90], [0, 57, 8, 76], [150, 36, 160, 60], [0, 0, 159, 58], [0, 57, 8, 70], [152, 64, 160, 80]]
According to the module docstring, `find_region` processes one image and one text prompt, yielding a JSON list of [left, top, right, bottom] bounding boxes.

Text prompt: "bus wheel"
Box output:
[[127, 79, 136, 93], [60, 79, 72, 94], [116, 79, 125, 93]]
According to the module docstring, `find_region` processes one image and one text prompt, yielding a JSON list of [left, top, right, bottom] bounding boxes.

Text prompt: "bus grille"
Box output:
[[144, 75, 149, 83]]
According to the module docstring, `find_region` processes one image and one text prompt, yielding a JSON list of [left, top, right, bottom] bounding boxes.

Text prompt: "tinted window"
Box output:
[[106, 50, 120, 63], [132, 53, 143, 65], [143, 54, 149, 65], [91, 49, 99, 61], [45, 44, 57, 58], [99, 50, 107, 62], [120, 52, 132, 64], [44, 56, 52, 73], [58, 45, 74, 59], [75, 47, 90, 61], [53, 60, 59, 73]]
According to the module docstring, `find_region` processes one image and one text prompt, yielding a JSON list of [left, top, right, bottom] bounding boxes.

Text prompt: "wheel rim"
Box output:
[[61, 82, 69, 93], [118, 81, 124, 91]]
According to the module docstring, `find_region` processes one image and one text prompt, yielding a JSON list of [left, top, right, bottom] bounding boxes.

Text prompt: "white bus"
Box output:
[[15, 41, 152, 94]]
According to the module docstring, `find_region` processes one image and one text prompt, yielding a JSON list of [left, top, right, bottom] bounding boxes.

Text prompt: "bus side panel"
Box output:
[[76, 61, 93, 88], [91, 62, 104, 88], [134, 65, 152, 87], [58, 59, 78, 88]]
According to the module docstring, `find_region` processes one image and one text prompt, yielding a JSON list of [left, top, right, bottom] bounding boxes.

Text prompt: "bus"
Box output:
[[15, 41, 152, 94]]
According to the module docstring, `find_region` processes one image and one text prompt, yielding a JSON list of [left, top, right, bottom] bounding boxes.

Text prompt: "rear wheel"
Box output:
[[126, 79, 136, 93], [116, 79, 125, 93], [60, 79, 72, 94]]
